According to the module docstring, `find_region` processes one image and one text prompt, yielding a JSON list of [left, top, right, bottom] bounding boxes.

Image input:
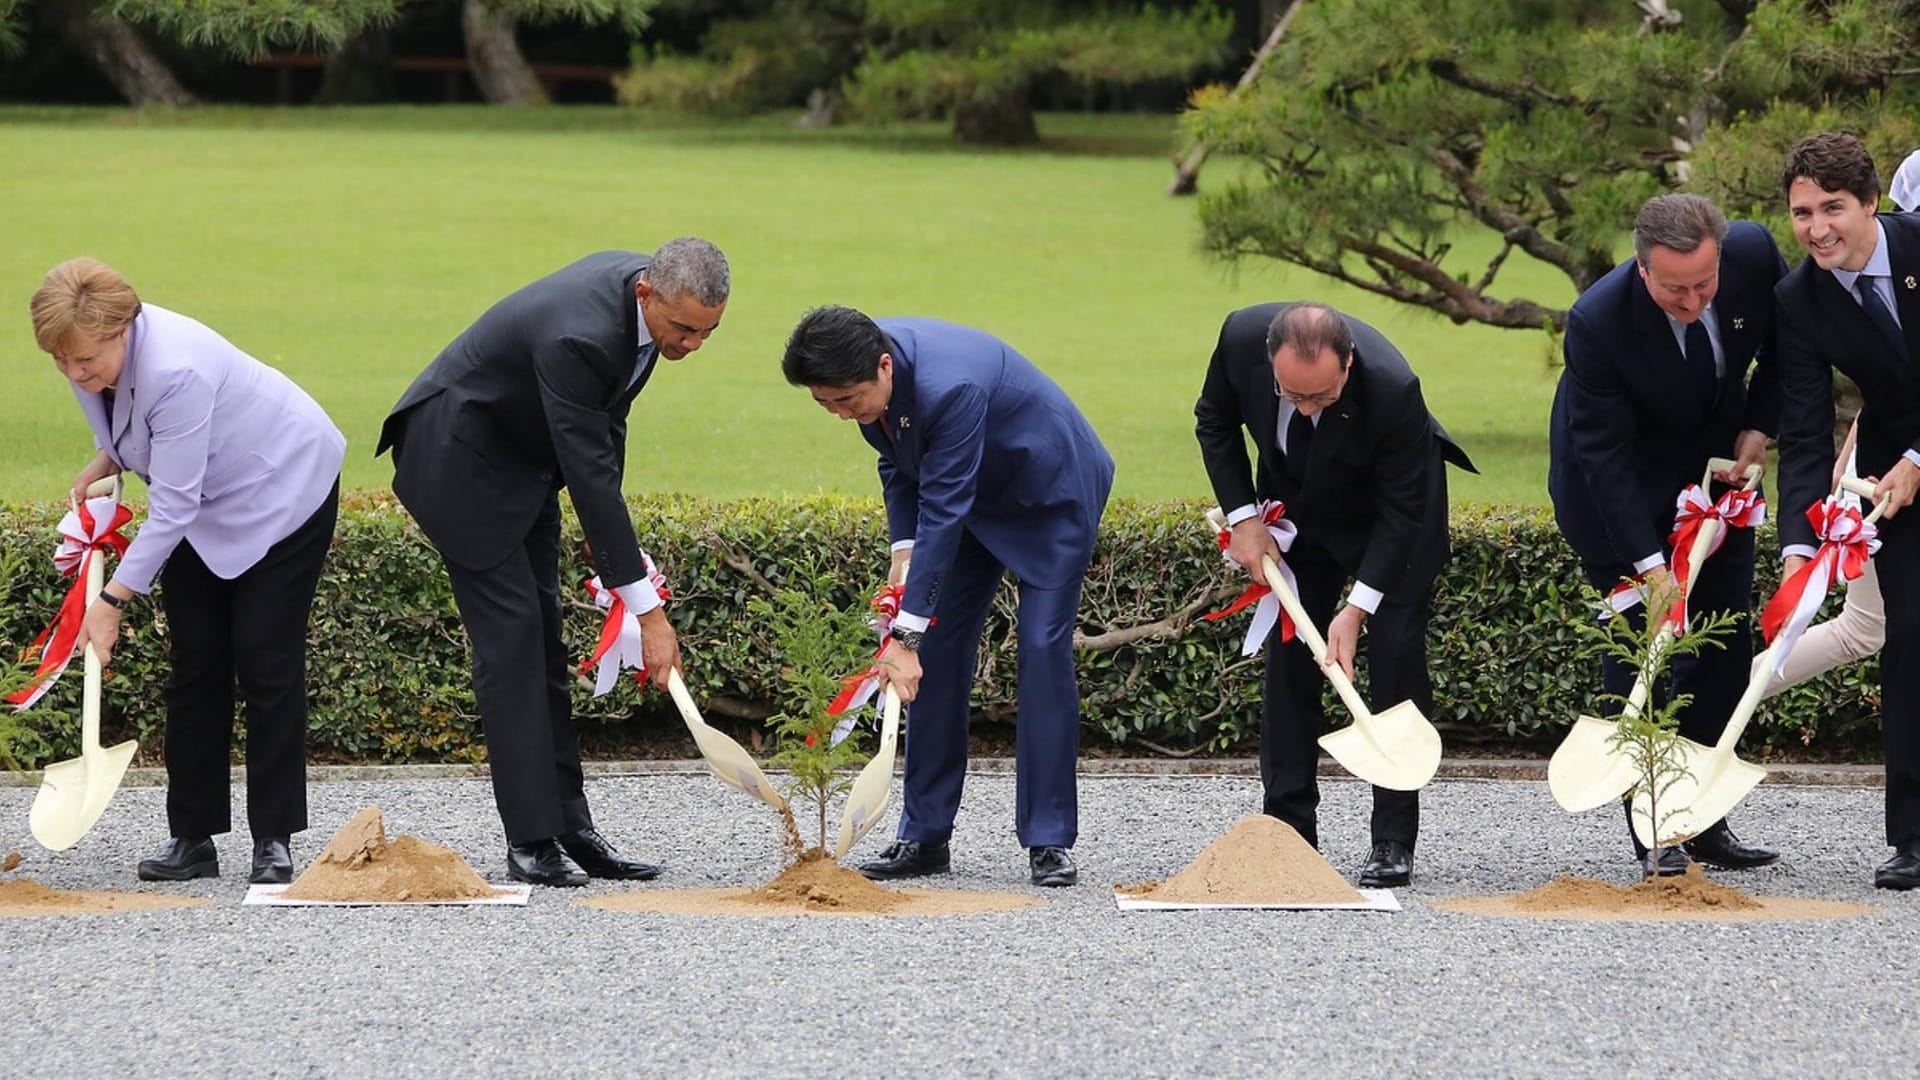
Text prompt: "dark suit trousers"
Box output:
[[439, 494, 594, 846], [1872, 513, 1920, 847], [1585, 519, 1756, 749], [1260, 541, 1435, 851], [899, 532, 1082, 849], [159, 480, 337, 839]]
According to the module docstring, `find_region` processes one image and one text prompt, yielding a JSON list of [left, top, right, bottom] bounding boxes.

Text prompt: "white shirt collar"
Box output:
[[635, 299, 654, 353]]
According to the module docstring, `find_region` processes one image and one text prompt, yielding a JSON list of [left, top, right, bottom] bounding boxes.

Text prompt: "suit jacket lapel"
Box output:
[[1887, 220, 1920, 365], [109, 324, 139, 447], [886, 342, 919, 474], [1811, 264, 1901, 367], [1305, 376, 1355, 486]]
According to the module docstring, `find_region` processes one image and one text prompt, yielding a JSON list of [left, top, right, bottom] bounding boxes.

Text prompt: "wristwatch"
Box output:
[[888, 625, 925, 652], [99, 591, 129, 611]]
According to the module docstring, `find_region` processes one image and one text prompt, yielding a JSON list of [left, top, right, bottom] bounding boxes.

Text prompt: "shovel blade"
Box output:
[[1547, 715, 1643, 812], [1630, 740, 1768, 848], [29, 739, 138, 851], [834, 723, 900, 861], [1317, 701, 1440, 792], [687, 724, 790, 813]]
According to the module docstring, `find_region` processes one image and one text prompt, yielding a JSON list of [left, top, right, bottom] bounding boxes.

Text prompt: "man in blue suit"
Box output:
[[782, 306, 1115, 887], [1548, 193, 1786, 876]]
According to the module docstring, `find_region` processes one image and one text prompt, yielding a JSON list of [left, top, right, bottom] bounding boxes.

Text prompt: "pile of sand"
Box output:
[[1118, 815, 1367, 905], [0, 850, 208, 917], [584, 845, 1040, 918], [282, 804, 498, 903], [1438, 865, 1875, 923]]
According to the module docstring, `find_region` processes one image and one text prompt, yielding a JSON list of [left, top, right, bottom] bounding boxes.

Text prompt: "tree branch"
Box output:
[[718, 545, 779, 597], [1073, 584, 1241, 650], [1425, 58, 1577, 114]]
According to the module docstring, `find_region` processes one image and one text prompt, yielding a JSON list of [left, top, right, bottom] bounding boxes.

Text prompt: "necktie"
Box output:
[[1855, 276, 1907, 358], [629, 343, 657, 390], [1683, 318, 1717, 401], [1285, 408, 1314, 483]]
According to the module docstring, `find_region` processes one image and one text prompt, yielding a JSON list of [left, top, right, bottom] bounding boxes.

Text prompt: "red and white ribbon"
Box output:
[[826, 581, 906, 745], [1760, 497, 1879, 676], [579, 552, 670, 697], [7, 494, 133, 710], [1596, 578, 1650, 622], [1665, 484, 1765, 626], [1202, 501, 1299, 656]]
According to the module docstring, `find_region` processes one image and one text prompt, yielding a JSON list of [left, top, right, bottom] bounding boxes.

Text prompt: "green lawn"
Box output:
[[0, 107, 1572, 507]]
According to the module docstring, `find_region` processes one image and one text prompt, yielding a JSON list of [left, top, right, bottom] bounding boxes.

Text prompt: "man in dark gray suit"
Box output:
[[377, 240, 729, 886]]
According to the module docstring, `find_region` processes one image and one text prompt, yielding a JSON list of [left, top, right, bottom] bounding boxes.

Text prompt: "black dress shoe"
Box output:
[[858, 840, 951, 881], [557, 828, 661, 881], [1874, 840, 1920, 890], [1357, 839, 1413, 888], [507, 839, 588, 887], [250, 836, 293, 885], [1682, 820, 1780, 870], [1639, 845, 1690, 878], [137, 837, 218, 881], [1029, 846, 1078, 887]]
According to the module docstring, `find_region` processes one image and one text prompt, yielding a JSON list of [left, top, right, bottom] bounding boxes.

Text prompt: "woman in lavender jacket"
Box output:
[[30, 259, 345, 885]]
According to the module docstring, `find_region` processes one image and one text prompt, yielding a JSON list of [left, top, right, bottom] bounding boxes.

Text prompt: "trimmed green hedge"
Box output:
[[0, 494, 1882, 767]]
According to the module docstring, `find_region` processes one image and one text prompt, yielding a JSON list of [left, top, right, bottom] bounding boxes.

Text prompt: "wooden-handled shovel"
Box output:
[[1548, 458, 1760, 813], [1206, 508, 1441, 791], [834, 558, 909, 859], [30, 476, 139, 851], [1631, 475, 1889, 847]]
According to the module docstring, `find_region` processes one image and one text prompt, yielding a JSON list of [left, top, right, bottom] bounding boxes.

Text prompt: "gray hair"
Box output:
[[643, 237, 730, 305], [1632, 194, 1728, 267], [1266, 302, 1354, 367]]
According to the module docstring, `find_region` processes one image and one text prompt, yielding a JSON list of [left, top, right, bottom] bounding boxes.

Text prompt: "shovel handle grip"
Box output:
[[1701, 458, 1762, 490]]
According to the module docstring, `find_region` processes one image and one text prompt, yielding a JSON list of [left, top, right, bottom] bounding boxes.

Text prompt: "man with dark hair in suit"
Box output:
[[1548, 193, 1787, 877], [1195, 302, 1474, 888], [782, 306, 1114, 887], [1775, 133, 1920, 890], [377, 240, 729, 887]]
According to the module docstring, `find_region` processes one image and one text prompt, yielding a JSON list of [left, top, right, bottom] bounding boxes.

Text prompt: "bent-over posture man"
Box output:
[[1195, 302, 1474, 888], [1548, 193, 1787, 877], [783, 306, 1114, 887], [378, 240, 728, 886]]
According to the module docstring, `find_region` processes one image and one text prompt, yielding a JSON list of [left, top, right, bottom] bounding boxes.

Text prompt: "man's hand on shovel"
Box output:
[[638, 608, 681, 690], [1324, 604, 1365, 680], [881, 641, 922, 703], [1226, 518, 1281, 582], [1872, 459, 1920, 519], [1715, 430, 1769, 485]]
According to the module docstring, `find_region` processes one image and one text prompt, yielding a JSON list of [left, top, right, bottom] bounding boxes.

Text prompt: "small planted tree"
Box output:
[[0, 548, 39, 771], [1577, 578, 1739, 873], [747, 563, 885, 856]]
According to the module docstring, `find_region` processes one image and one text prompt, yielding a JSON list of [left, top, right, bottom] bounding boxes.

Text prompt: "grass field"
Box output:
[[0, 107, 1575, 506]]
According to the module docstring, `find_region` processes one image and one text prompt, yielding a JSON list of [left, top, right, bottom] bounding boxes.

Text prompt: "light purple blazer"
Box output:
[[73, 304, 346, 594]]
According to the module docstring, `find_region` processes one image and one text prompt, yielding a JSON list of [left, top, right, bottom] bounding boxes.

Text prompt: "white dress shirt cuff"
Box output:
[[1224, 503, 1259, 527], [893, 611, 931, 633], [612, 580, 664, 616], [1903, 449, 1920, 472], [1345, 582, 1384, 616], [890, 539, 916, 553], [1632, 553, 1665, 575], [1782, 545, 1820, 563]]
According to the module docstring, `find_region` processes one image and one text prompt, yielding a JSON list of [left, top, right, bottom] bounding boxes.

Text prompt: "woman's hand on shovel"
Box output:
[[81, 595, 123, 667]]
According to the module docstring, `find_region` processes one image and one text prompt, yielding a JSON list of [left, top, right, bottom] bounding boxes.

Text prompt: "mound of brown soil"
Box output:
[[0, 879, 208, 917], [582, 848, 1041, 919], [1118, 815, 1367, 906], [744, 849, 910, 914], [1438, 864, 1875, 923], [283, 804, 496, 903]]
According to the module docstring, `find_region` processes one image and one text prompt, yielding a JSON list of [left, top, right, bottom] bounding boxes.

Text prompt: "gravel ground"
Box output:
[[0, 772, 1912, 1078]]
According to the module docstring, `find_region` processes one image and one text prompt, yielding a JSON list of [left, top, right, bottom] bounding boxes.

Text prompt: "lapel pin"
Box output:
[[899, 416, 911, 429], [1732, 317, 1745, 331], [1906, 275, 1917, 290]]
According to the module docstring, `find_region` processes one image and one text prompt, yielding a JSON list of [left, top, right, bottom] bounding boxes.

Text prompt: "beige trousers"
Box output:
[[1757, 558, 1886, 695]]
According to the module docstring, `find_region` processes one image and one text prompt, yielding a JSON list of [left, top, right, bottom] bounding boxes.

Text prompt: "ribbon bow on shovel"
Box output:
[[7, 491, 133, 711]]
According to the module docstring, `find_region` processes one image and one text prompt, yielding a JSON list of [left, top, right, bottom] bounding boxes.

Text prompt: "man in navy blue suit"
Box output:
[[1548, 193, 1786, 877], [783, 306, 1114, 887]]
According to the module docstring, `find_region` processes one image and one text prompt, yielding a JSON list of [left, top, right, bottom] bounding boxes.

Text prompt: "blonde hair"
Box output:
[[30, 258, 142, 354]]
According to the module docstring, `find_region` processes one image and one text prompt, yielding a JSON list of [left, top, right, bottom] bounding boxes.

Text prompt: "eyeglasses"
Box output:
[[1273, 381, 1342, 409]]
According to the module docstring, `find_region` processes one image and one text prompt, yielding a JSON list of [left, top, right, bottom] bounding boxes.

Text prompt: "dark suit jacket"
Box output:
[[864, 318, 1115, 617], [1548, 221, 1786, 571], [1194, 304, 1475, 596], [1777, 212, 1920, 550], [377, 251, 654, 583]]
